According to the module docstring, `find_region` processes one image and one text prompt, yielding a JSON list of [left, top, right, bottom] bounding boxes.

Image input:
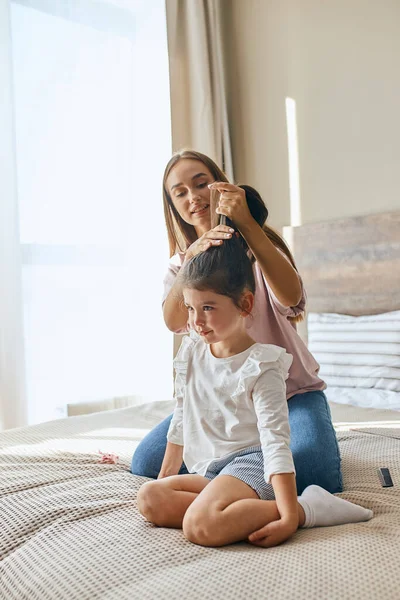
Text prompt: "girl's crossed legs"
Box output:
[[137, 445, 373, 548], [137, 473, 305, 548]]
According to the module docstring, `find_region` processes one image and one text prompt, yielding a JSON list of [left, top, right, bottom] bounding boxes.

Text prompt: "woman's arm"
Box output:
[[158, 441, 184, 479], [163, 280, 188, 333], [239, 220, 302, 308], [211, 182, 302, 307]]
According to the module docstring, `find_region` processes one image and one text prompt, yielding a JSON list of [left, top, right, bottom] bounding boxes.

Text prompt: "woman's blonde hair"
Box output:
[[162, 149, 303, 321]]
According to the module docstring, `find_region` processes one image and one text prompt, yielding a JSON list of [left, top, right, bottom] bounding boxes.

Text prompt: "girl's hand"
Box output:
[[247, 516, 299, 548], [158, 470, 177, 479], [158, 462, 181, 479], [209, 182, 254, 230], [158, 442, 184, 479], [185, 224, 235, 261]]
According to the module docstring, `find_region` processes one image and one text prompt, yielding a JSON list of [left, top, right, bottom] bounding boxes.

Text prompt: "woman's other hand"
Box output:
[[185, 224, 235, 261]]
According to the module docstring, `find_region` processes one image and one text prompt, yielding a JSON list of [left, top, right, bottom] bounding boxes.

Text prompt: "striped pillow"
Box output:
[[308, 311, 400, 410]]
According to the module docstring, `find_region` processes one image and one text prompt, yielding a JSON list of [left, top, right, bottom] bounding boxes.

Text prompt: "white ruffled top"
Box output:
[[167, 336, 295, 483]]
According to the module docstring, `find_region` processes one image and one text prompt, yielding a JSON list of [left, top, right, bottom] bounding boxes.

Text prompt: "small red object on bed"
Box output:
[[98, 450, 119, 464]]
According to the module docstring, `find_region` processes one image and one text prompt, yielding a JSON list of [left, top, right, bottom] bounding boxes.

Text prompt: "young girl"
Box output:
[[132, 149, 341, 496], [137, 236, 372, 548]]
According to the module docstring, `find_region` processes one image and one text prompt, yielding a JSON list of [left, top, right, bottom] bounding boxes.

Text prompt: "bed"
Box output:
[[1, 210, 400, 600]]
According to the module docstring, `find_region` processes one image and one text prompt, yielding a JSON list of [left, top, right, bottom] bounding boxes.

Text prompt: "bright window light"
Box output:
[[11, 0, 173, 424], [285, 97, 302, 227]]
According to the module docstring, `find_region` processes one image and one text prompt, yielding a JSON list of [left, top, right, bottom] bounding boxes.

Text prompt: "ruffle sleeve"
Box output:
[[233, 344, 295, 484], [232, 344, 293, 403], [166, 336, 195, 445]]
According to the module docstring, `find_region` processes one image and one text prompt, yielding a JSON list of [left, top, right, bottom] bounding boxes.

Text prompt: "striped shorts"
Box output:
[[203, 446, 274, 501]]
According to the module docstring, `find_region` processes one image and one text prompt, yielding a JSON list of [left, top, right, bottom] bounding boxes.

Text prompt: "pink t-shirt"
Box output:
[[162, 253, 326, 399]]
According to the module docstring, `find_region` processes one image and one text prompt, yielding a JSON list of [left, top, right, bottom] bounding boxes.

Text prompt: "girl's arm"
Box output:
[[250, 354, 298, 546], [270, 472, 299, 527], [248, 472, 299, 547], [211, 182, 302, 307], [163, 400, 184, 477], [158, 442, 184, 479], [252, 356, 295, 486], [160, 336, 193, 476]]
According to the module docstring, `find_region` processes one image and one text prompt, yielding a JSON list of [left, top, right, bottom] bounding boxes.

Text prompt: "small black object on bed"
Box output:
[[377, 467, 394, 487]]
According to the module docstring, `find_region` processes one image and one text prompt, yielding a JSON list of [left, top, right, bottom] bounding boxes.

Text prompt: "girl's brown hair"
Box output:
[[163, 150, 303, 321], [180, 235, 256, 314]]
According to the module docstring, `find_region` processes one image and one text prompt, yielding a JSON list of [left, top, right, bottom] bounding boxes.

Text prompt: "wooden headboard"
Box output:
[[283, 210, 400, 316]]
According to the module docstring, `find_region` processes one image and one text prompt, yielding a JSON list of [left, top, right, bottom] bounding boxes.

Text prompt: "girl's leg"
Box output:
[[182, 475, 303, 547], [182, 478, 373, 548], [138, 474, 373, 548], [131, 414, 188, 478], [137, 474, 209, 528], [288, 391, 343, 494], [298, 485, 373, 528]]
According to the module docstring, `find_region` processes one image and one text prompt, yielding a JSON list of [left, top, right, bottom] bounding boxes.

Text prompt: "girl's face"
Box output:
[[166, 159, 214, 236], [183, 288, 252, 346]]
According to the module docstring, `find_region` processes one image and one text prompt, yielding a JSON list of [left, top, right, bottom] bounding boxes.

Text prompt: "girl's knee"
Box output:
[[182, 505, 222, 547], [137, 481, 163, 523]]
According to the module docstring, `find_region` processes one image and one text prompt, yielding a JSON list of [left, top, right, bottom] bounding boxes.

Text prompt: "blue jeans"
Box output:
[[130, 390, 343, 494]]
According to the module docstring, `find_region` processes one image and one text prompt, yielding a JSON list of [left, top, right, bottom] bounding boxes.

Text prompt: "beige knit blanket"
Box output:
[[1, 401, 399, 600]]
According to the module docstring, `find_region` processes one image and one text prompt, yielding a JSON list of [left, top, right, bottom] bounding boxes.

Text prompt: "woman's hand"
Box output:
[[209, 182, 254, 230], [185, 224, 235, 261], [247, 515, 299, 548]]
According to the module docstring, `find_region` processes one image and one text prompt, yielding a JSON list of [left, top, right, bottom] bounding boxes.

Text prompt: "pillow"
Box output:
[[308, 311, 400, 411]]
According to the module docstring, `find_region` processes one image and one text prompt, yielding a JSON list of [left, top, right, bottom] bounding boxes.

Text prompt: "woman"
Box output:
[[131, 149, 342, 495]]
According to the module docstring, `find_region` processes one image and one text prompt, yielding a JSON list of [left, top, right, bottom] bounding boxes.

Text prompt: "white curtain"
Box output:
[[0, 0, 27, 430], [1, 0, 173, 429]]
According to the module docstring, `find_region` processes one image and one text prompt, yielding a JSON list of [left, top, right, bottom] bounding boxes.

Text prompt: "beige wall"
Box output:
[[225, 0, 400, 230]]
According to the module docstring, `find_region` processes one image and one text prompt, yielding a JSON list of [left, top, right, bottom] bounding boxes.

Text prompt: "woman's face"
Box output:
[[166, 159, 214, 236]]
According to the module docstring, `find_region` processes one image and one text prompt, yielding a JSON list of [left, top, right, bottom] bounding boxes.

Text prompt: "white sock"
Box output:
[[298, 485, 373, 528]]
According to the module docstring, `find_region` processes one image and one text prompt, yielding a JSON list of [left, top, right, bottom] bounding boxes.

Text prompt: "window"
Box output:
[[10, 0, 173, 424]]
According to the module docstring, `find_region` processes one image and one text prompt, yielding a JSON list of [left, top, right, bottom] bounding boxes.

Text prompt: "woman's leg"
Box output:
[[131, 414, 188, 478], [288, 391, 343, 494]]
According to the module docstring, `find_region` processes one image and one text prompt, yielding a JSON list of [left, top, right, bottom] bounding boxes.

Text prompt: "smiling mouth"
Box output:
[[191, 204, 209, 215]]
